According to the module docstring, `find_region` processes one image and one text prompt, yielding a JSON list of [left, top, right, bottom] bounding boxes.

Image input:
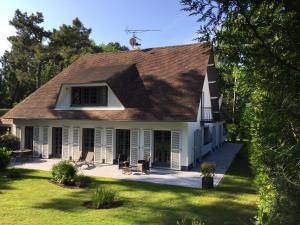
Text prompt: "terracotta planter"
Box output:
[[202, 176, 214, 189]]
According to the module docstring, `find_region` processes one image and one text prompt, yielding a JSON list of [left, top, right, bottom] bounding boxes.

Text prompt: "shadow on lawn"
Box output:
[[31, 145, 256, 225]]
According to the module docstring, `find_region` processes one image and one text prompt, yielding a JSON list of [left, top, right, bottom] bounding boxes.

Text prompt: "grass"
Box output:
[[0, 144, 257, 225]]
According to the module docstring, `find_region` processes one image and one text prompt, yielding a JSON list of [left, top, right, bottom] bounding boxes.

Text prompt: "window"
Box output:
[[71, 86, 108, 106], [203, 127, 212, 145]]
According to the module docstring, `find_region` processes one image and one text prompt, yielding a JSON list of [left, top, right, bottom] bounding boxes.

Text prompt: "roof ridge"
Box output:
[[88, 42, 210, 57]]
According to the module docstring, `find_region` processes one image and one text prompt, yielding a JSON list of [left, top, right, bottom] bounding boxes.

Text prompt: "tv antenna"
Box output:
[[125, 28, 160, 49]]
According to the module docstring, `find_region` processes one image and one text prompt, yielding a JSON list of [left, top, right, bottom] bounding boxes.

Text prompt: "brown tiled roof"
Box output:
[[3, 43, 212, 122]]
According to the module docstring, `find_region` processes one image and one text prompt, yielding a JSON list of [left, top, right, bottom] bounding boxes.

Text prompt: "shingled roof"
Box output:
[[2, 43, 213, 122]]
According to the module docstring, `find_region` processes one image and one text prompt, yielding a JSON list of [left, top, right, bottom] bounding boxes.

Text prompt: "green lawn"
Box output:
[[0, 146, 257, 225]]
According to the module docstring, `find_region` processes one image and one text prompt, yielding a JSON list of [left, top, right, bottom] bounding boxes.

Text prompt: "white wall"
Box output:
[[55, 83, 124, 110], [13, 119, 190, 169]]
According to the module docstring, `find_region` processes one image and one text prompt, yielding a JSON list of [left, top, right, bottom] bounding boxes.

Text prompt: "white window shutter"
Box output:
[[105, 128, 113, 164], [171, 130, 181, 170], [94, 127, 103, 163], [72, 127, 80, 159], [130, 129, 139, 166], [62, 126, 70, 160], [33, 127, 40, 157], [42, 126, 49, 158], [143, 129, 151, 161]]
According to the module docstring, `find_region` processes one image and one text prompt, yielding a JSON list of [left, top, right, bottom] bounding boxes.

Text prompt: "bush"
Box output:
[[6, 168, 22, 179], [201, 162, 216, 177], [0, 147, 12, 171], [51, 160, 77, 184], [92, 187, 116, 209], [75, 174, 92, 188], [227, 123, 238, 142], [0, 134, 20, 150]]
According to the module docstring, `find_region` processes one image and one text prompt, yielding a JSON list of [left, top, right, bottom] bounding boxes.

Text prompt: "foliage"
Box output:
[[0, 10, 128, 108], [0, 147, 12, 171], [0, 133, 20, 150], [177, 218, 205, 225], [200, 162, 216, 177], [74, 174, 92, 188], [181, 0, 300, 224], [51, 160, 77, 184], [6, 168, 22, 179], [91, 187, 116, 209]]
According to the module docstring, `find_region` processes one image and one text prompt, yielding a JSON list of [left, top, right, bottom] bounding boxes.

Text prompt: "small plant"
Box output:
[[201, 162, 216, 189], [6, 168, 22, 179], [0, 134, 20, 150], [75, 174, 92, 188], [200, 162, 216, 177], [92, 187, 116, 209], [177, 218, 206, 225], [51, 160, 77, 185], [0, 147, 12, 171]]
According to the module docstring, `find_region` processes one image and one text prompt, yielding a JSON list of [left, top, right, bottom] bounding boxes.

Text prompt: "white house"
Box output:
[[1, 43, 226, 170]]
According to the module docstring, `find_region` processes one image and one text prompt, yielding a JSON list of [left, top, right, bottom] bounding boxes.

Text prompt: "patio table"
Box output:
[[12, 149, 33, 161]]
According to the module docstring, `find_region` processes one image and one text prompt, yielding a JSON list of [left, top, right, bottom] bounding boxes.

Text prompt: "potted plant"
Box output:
[[201, 162, 216, 189]]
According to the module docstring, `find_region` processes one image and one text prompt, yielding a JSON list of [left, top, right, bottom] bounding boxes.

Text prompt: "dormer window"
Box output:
[[71, 86, 108, 107]]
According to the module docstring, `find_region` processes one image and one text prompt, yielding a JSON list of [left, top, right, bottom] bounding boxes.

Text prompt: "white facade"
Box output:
[[10, 73, 226, 170]]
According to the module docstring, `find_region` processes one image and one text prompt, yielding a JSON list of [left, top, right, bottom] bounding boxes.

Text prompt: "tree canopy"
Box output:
[[0, 10, 128, 107], [181, 0, 300, 224]]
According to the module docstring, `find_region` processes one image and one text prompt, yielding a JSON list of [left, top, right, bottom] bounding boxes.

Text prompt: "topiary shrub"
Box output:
[[0, 134, 20, 150], [51, 160, 77, 185], [0, 147, 12, 171], [75, 174, 93, 188], [91, 187, 116, 209]]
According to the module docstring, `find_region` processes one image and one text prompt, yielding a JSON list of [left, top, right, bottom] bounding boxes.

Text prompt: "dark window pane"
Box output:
[[71, 86, 108, 107]]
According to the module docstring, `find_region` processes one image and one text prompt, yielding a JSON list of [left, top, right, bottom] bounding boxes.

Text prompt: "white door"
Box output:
[[33, 127, 40, 157], [130, 129, 139, 166], [171, 130, 181, 170]]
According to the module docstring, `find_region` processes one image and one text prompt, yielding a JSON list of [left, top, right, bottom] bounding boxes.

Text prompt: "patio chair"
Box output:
[[82, 152, 94, 168], [137, 159, 150, 174], [72, 151, 82, 167]]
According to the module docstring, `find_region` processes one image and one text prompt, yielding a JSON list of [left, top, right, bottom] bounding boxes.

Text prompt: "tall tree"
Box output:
[[0, 10, 49, 105], [181, 0, 300, 224]]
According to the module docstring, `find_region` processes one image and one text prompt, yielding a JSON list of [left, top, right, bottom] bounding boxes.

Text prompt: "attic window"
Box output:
[[71, 86, 108, 107]]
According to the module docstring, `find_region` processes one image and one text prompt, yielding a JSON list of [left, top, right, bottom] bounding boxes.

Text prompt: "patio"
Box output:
[[11, 143, 242, 188]]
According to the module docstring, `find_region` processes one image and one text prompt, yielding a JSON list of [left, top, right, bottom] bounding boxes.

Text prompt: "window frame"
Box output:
[[71, 86, 108, 107]]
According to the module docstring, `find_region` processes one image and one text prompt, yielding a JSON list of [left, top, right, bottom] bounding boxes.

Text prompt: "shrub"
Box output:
[[0, 134, 20, 150], [51, 160, 77, 184], [200, 162, 216, 177], [92, 187, 116, 209], [6, 168, 22, 179], [75, 174, 92, 188], [0, 147, 12, 171], [227, 123, 238, 142]]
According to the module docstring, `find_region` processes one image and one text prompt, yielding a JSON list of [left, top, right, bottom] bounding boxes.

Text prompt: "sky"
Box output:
[[0, 0, 201, 56]]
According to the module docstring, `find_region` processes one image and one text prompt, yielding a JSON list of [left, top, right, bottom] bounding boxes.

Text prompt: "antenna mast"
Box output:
[[125, 28, 160, 49]]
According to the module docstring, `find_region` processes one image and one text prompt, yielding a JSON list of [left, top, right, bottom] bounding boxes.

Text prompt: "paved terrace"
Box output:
[[12, 143, 242, 188]]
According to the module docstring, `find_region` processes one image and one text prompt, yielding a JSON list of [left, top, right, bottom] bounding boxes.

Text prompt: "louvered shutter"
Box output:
[[33, 127, 40, 157], [42, 126, 49, 158], [94, 127, 103, 163], [194, 129, 202, 162], [143, 129, 151, 161], [130, 129, 139, 166], [105, 128, 113, 164], [62, 126, 70, 160], [72, 127, 80, 160], [16, 126, 21, 149], [171, 130, 181, 170]]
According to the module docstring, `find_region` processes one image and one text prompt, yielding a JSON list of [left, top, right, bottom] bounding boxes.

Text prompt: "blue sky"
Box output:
[[0, 0, 200, 55]]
